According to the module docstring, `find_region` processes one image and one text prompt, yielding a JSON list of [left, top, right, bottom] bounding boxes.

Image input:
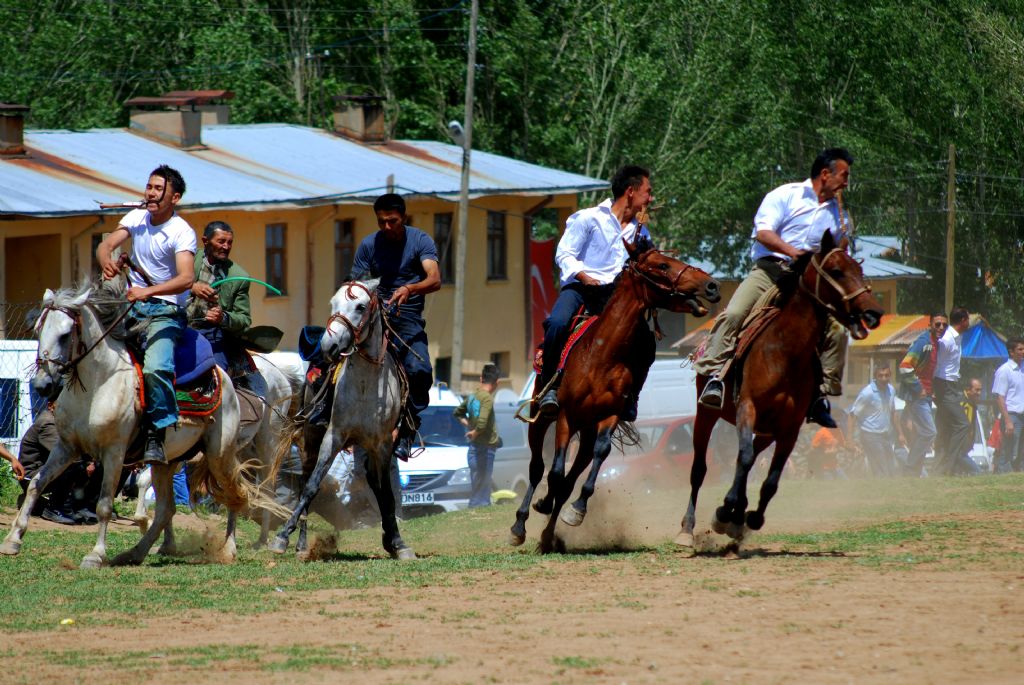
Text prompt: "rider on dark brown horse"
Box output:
[[694, 147, 855, 428], [538, 165, 656, 420]]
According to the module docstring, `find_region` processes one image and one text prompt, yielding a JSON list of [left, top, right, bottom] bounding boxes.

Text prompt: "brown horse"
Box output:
[[510, 242, 720, 552], [676, 230, 884, 551]]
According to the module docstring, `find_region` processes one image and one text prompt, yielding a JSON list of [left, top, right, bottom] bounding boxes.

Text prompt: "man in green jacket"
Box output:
[[187, 221, 253, 379], [454, 364, 502, 508]]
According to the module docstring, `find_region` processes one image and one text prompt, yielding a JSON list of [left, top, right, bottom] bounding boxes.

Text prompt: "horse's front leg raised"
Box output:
[[365, 445, 415, 560], [1, 442, 78, 556], [510, 417, 552, 546], [111, 463, 174, 566], [269, 427, 339, 555], [534, 414, 571, 515], [562, 425, 611, 527], [746, 431, 799, 531]]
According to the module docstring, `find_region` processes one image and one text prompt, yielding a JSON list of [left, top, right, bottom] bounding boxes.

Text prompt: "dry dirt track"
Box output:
[[3, 507, 1023, 685]]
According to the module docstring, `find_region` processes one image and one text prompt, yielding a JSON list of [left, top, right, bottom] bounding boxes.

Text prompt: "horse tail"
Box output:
[[189, 449, 292, 519], [263, 415, 303, 495]]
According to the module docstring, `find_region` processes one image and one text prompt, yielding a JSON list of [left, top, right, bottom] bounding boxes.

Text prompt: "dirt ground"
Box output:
[[3, 505, 1022, 685]]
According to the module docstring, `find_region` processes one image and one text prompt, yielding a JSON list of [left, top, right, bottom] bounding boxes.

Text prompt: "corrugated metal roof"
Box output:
[[687, 250, 928, 281], [0, 123, 607, 217]]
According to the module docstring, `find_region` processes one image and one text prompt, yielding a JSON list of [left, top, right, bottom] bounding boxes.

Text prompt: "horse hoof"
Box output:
[[725, 522, 746, 541], [533, 499, 552, 515], [711, 513, 729, 535], [396, 547, 417, 561], [745, 511, 765, 530], [0, 540, 22, 556], [268, 537, 288, 555], [559, 506, 585, 527], [133, 516, 150, 534], [509, 532, 526, 547], [673, 531, 695, 552], [80, 554, 105, 569], [110, 551, 142, 567]]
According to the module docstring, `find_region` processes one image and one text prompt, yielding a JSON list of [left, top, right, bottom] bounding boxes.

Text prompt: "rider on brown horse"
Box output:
[[538, 165, 656, 421], [694, 148, 855, 428]]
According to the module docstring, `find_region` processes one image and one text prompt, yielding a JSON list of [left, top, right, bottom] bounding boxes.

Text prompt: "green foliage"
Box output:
[[2, 0, 1024, 330]]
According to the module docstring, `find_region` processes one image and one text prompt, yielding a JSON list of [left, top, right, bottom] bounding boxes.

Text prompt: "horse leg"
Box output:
[[254, 508, 272, 550], [133, 466, 153, 533], [365, 446, 415, 560], [563, 426, 609, 526], [676, 409, 717, 551], [539, 430, 596, 553], [746, 431, 799, 531], [510, 417, 552, 546], [269, 427, 339, 555], [111, 463, 174, 566], [1, 442, 78, 556], [534, 414, 571, 515], [223, 511, 238, 562], [715, 400, 759, 538]]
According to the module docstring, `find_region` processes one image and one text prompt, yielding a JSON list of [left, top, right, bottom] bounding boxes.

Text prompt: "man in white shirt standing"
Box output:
[[931, 306, 972, 475], [848, 364, 904, 476], [538, 165, 654, 418], [695, 148, 853, 428], [96, 165, 197, 466], [992, 338, 1024, 473]]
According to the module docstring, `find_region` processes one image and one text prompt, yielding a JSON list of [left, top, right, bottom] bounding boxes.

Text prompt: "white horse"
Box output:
[[131, 352, 301, 551], [268, 278, 415, 560], [0, 280, 268, 568]]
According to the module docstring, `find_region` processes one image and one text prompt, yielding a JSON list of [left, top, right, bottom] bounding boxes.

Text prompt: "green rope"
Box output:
[[210, 276, 282, 296]]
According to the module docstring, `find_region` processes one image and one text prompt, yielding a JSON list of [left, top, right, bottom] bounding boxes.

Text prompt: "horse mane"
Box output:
[[51, 275, 131, 337], [774, 251, 814, 306]]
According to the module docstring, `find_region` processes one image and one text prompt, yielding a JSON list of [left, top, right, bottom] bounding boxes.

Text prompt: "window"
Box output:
[[90, 234, 104, 277], [335, 219, 355, 285], [265, 223, 287, 296], [0, 378, 18, 439], [487, 211, 507, 280], [434, 212, 454, 284], [489, 351, 510, 378], [434, 357, 452, 386]]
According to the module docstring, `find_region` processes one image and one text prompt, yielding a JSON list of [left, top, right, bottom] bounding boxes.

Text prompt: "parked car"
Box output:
[[599, 414, 719, 491]]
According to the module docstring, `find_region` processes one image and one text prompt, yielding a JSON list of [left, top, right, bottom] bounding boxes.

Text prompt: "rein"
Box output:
[[325, 282, 386, 365], [627, 251, 710, 339], [799, 248, 872, 322], [36, 299, 135, 386]]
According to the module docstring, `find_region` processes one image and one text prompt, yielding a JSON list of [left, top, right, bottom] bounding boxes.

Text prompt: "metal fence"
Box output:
[[0, 301, 41, 452]]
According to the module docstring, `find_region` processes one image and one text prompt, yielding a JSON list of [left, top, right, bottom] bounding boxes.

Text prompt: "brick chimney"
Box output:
[[333, 95, 386, 144], [163, 90, 234, 126], [125, 94, 203, 147], [0, 103, 29, 156]]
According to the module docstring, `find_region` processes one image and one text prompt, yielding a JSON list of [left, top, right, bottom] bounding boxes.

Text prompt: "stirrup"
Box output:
[[698, 378, 724, 409]]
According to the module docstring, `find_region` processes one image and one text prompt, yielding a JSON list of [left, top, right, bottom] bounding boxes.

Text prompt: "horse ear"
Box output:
[[839, 236, 850, 252], [42, 289, 55, 305], [363, 277, 381, 293], [622, 237, 639, 260], [819, 228, 837, 253], [70, 288, 91, 308]]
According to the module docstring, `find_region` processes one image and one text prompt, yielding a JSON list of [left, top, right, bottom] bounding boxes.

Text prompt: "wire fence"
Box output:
[[0, 301, 42, 452]]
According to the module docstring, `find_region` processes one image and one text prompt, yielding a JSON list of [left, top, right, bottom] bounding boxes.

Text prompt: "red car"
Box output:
[[598, 415, 723, 491]]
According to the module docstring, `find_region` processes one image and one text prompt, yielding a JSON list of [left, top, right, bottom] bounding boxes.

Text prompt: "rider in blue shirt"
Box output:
[[351, 194, 441, 459]]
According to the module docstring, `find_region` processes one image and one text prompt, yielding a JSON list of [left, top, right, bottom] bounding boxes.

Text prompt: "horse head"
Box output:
[[33, 286, 90, 400], [624, 240, 721, 316], [321, 278, 382, 362], [801, 230, 884, 340]]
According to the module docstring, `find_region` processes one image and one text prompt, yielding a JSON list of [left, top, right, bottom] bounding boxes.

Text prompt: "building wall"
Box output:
[[0, 191, 578, 394]]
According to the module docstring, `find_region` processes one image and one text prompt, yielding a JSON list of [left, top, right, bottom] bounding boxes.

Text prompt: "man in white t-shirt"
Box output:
[[96, 165, 197, 465], [931, 306, 972, 476], [992, 338, 1024, 472]]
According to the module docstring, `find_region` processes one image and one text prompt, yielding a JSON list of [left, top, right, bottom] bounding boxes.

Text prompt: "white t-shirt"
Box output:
[[119, 209, 197, 307], [933, 325, 962, 382]]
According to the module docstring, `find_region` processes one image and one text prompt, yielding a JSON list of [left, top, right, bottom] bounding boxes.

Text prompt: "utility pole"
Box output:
[[451, 0, 478, 394], [945, 143, 956, 314]]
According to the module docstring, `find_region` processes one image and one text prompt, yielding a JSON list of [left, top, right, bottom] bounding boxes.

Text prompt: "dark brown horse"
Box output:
[[511, 242, 720, 552], [676, 230, 884, 551]]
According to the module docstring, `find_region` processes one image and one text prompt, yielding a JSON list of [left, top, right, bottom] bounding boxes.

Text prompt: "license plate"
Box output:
[[402, 492, 435, 505]]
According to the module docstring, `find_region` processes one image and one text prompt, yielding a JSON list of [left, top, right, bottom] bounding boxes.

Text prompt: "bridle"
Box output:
[[628, 250, 709, 301], [324, 282, 386, 365], [34, 299, 135, 384], [800, 248, 872, 323]]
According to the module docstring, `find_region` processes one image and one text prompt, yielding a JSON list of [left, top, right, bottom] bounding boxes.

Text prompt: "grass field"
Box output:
[[1, 473, 1022, 684]]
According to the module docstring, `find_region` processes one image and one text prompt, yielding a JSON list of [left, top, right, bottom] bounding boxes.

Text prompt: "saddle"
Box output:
[[531, 307, 597, 374], [125, 327, 223, 418]]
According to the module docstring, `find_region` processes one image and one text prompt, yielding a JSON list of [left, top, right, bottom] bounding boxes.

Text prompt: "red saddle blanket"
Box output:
[[532, 314, 600, 374]]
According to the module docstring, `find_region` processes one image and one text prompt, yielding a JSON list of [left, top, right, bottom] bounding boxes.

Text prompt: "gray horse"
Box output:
[[269, 278, 414, 560]]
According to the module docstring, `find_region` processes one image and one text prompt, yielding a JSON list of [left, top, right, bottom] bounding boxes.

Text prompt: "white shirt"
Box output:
[[992, 358, 1024, 414], [749, 179, 845, 262], [933, 325, 962, 382], [555, 199, 652, 286], [120, 209, 197, 307]]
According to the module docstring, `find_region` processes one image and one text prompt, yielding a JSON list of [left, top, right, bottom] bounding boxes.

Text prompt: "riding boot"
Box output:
[[806, 396, 838, 429], [142, 427, 168, 466], [306, 362, 334, 428], [538, 374, 561, 417], [698, 376, 725, 409]]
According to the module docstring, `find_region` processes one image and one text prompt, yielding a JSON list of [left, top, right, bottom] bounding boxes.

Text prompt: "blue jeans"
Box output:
[[388, 311, 433, 425], [997, 412, 1024, 473], [128, 300, 186, 430], [541, 283, 614, 382], [859, 431, 896, 477], [903, 395, 937, 476], [467, 444, 495, 507], [172, 467, 190, 506]]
